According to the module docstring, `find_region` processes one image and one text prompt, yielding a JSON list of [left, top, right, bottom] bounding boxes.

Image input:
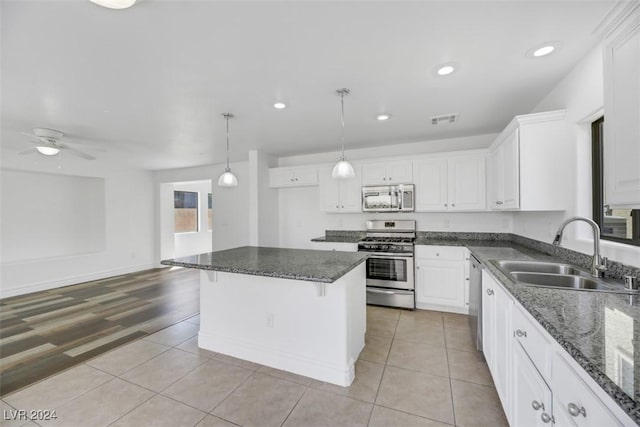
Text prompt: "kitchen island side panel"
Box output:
[[197, 263, 365, 386]]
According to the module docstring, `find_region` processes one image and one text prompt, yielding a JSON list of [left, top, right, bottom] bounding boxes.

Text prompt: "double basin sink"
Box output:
[[491, 260, 633, 293]]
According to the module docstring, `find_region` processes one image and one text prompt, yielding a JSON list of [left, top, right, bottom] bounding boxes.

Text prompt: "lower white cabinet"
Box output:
[[482, 270, 513, 416], [415, 246, 468, 313], [482, 271, 632, 426], [511, 341, 553, 426]]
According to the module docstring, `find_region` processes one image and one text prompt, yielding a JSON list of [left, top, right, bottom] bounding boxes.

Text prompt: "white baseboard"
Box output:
[[199, 330, 356, 387], [0, 263, 156, 299]]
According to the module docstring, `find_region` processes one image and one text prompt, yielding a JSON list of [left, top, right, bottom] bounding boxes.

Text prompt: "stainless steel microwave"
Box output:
[[362, 184, 415, 212]]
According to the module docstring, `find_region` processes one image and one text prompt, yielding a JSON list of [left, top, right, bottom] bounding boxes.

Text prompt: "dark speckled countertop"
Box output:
[[160, 246, 368, 284]]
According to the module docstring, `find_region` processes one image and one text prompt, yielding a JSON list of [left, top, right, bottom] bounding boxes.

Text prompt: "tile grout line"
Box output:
[[443, 321, 458, 427]]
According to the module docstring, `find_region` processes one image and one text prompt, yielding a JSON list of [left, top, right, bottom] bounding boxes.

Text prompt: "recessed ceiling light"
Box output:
[[89, 0, 136, 9], [434, 62, 459, 77], [533, 46, 555, 57], [527, 42, 560, 58], [437, 66, 455, 76], [273, 102, 287, 109], [377, 113, 392, 121]]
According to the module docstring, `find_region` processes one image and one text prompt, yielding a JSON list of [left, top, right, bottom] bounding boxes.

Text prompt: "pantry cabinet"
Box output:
[[415, 246, 468, 313], [361, 160, 413, 185], [414, 153, 486, 212], [488, 110, 569, 211], [318, 165, 362, 213], [604, 6, 640, 208], [269, 166, 318, 188]]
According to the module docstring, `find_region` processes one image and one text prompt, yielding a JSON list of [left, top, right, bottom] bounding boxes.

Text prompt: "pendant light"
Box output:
[[217, 113, 238, 187], [332, 88, 355, 179]]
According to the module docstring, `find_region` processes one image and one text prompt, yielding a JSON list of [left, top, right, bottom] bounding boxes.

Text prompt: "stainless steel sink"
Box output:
[[494, 260, 589, 277], [489, 259, 634, 293], [510, 272, 614, 291]]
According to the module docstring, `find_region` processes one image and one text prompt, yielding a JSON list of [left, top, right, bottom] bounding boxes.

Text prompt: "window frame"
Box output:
[[173, 190, 200, 234], [592, 116, 640, 246]]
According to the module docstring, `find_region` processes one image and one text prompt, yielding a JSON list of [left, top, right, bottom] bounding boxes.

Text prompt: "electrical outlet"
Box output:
[[266, 312, 274, 328]]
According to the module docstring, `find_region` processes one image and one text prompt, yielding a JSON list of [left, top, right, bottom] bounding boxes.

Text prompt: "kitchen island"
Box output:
[[161, 246, 368, 386]]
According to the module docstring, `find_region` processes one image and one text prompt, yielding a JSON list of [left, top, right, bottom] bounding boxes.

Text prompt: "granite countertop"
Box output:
[[160, 246, 368, 283], [311, 230, 365, 243], [444, 241, 640, 424]]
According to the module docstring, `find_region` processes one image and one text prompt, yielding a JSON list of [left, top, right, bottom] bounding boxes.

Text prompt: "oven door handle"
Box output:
[[367, 288, 414, 295], [359, 252, 413, 258]]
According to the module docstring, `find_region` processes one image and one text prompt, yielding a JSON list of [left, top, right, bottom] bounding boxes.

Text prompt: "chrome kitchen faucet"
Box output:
[[552, 216, 608, 278]]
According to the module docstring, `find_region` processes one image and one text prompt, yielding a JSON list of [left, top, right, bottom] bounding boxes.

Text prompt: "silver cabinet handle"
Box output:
[[486, 289, 494, 296], [540, 412, 553, 423], [389, 177, 392, 180], [341, 205, 344, 208], [568, 403, 586, 418], [531, 400, 544, 411], [416, 266, 420, 270], [515, 329, 527, 338], [451, 203, 455, 207], [496, 201, 504, 205], [444, 203, 448, 207], [336, 205, 339, 208]]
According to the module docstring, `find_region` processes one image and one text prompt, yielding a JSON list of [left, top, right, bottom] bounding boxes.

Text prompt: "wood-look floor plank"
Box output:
[[0, 267, 199, 397]]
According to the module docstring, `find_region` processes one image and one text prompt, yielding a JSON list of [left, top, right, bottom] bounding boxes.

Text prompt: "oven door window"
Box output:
[[366, 257, 407, 282]]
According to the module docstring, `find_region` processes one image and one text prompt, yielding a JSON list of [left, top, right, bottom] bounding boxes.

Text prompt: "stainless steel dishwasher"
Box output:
[[468, 254, 484, 357]]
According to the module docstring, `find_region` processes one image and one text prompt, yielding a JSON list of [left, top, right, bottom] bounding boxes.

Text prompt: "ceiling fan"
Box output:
[[19, 128, 99, 160]]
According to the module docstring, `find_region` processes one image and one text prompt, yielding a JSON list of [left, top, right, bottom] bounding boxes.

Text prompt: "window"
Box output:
[[174, 191, 199, 233], [208, 193, 213, 231], [592, 117, 640, 246]]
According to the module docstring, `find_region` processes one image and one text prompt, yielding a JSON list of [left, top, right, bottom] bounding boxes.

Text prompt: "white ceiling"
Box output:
[[0, 0, 619, 170]]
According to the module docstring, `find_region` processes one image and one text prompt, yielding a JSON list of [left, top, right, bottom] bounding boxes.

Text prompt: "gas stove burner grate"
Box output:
[[361, 236, 415, 244]]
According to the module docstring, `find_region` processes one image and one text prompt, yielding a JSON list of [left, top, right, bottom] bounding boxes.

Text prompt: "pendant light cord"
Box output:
[[225, 115, 230, 170], [337, 88, 349, 161]]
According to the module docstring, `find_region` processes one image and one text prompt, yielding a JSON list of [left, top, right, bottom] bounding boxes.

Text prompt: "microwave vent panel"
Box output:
[[431, 113, 458, 125]]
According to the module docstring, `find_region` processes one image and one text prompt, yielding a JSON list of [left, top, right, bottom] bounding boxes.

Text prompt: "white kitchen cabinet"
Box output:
[[415, 246, 468, 313], [488, 110, 569, 211], [481, 270, 634, 426], [481, 270, 513, 416], [488, 128, 519, 209], [511, 341, 553, 427], [361, 160, 412, 185], [604, 7, 640, 208], [318, 165, 362, 213], [552, 352, 622, 427], [269, 166, 318, 188], [414, 153, 486, 212]]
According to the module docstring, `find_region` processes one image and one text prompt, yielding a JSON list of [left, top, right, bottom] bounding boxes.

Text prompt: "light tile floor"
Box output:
[[1, 306, 507, 427]]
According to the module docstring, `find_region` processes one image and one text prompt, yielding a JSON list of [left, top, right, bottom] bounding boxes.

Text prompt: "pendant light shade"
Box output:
[[332, 88, 355, 179], [217, 113, 238, 187]]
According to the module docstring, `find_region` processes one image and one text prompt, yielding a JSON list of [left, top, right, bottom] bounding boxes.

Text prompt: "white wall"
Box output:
[[516, 43, 640, 267], [172, 180, 212, 258], [0, 156, 156, 298], [154, 161, 250, 262], [249, 150, 279, 247]]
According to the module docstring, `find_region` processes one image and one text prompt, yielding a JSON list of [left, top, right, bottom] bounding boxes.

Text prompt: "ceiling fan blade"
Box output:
[[20, 132, 52, 145], [63, 146, 96, 160], [17, 148, 35, 155]]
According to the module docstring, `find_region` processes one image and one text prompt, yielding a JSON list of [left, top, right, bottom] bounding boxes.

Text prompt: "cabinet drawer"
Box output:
[[512, 304, 551, 380], [553, 352, 622, 426], [415, 245, 466, 261]]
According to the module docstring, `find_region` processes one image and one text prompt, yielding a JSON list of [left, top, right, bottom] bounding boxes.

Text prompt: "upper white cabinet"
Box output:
[[318, 165, 362, 213], [361, 160, 413, 185], [269, 166, 318, 188], [488, 110, 569, 211], [604, 7, 640, 208], [414, 153, 486, 212]]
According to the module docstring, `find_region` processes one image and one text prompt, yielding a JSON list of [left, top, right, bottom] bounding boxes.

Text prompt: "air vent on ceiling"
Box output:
[[431, 113, 458, 125]]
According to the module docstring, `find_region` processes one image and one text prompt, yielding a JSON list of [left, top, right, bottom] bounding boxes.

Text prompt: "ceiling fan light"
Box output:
[[332, 159, 355, 179], [89, 0, 136, 9], [36, 146, 60, 156], [217, 169, 238, 187]]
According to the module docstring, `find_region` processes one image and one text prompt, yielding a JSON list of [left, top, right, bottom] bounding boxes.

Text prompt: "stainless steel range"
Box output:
[[358, 219, 416, 309]]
